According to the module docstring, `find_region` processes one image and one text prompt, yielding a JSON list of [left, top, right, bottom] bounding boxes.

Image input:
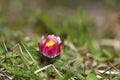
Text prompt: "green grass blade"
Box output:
[[1, 32, 8, 59], [20, 41, 40, 69], [62, 71, 73, 80], [38, 11, 59, 34], [13, 44, 30, 70]]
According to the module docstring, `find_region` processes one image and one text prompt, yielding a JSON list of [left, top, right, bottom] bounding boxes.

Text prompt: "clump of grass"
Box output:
[[0, 32, 120, 80]]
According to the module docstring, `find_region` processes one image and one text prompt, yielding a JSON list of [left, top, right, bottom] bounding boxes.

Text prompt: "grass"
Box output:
[[0, 10, 120, 80]]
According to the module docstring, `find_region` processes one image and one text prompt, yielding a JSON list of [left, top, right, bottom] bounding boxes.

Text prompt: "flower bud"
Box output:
[[38, 35, 61, 58]]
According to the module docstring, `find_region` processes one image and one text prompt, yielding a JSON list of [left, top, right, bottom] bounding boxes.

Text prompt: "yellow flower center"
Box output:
[[45, 40, 55, 47]]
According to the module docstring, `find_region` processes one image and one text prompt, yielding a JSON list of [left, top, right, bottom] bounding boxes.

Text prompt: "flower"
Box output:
[[38, 35, 61, 58]]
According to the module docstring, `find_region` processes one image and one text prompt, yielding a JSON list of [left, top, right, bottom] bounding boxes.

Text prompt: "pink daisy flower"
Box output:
[[38, 35, 61, 58]]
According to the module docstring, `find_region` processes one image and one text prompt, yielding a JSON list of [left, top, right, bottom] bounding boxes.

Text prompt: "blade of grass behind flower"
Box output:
[[63, 21, 75, 39], [38, 11, 59, 35], [76, 9, 86, 46]]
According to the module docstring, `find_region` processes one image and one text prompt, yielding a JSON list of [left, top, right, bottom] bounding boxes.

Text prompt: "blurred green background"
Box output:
[[0, 0, 120, 79], [0, 0, 120, 38]]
